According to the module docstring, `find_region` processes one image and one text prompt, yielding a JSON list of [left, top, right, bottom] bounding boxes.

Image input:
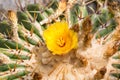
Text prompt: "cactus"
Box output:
[[0, 0, 120, 80]]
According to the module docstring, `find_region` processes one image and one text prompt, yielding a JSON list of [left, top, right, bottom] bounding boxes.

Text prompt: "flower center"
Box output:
[[56, 37, 66, 47]]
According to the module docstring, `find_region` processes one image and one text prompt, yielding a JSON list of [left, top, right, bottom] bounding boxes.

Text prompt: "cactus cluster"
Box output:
[[0, 0, 120, 80]]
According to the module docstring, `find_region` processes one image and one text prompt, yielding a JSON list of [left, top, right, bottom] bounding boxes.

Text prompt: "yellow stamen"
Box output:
[[56, 37, 66, 47]]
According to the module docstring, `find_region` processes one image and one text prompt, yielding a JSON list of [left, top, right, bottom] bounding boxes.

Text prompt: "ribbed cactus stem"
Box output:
[[67, 0, 75, 28], [26, 11, 43, 36], [7, 10, 19, 42], [0, 0, 120, 79], [40, 0, 67, 25], [67, 0, 79, 28]]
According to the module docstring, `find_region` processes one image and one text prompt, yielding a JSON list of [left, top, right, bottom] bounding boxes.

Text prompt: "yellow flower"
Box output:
[[43, 22, 78, 55]]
